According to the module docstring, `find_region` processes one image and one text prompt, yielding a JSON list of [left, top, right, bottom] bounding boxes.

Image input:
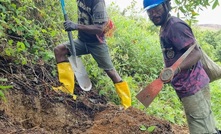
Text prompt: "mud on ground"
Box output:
[[0, 56, 188, 134]]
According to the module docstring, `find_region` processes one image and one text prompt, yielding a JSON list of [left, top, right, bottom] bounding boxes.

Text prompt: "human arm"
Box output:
[[160, 22, 201, 82], [63, 20, 106, 35], [178, 43, 201, 72], [160, 44, 199, 82], [76, 23, 105, 35], [168, 22, 201, 74]]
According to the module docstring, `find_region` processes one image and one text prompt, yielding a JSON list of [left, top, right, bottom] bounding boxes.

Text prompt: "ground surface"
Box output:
[[0, 56, 189, 134]]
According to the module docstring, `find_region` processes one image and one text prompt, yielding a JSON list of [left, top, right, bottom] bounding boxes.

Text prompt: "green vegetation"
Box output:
[[173, 0, 219, 25], [0, 78, 13, 101], [139, 125, 156, 132], [0, 0, 221, 128]]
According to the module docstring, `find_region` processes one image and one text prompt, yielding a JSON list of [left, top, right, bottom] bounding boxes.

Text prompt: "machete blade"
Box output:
[[136, 44, 197, 108], [136, 78, 164, 107]]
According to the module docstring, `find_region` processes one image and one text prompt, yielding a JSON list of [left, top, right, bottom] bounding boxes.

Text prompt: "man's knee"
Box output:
[[54, 44, 68, 55]]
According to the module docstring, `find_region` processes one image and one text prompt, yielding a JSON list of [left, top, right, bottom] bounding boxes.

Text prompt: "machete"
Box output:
[[136, 44, 196, 107]]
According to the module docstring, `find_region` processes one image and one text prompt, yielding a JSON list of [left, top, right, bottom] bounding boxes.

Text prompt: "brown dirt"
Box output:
[[0, 56, 189, 134]]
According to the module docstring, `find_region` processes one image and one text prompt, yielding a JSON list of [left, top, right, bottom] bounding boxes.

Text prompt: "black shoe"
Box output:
[[216, 129, 221, 134]]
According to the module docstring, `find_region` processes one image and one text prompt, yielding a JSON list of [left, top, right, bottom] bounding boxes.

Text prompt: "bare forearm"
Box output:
[[179, 46, 201, 70], [77, 24, 104, 35]]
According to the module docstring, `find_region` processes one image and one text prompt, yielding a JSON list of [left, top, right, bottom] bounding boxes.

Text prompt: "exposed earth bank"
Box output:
[[0, 57, 188, 134]]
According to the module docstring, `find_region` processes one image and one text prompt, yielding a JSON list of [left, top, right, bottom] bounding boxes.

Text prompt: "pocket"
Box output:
[[189, 108, 210, 120], [181, 90, 210, 118]]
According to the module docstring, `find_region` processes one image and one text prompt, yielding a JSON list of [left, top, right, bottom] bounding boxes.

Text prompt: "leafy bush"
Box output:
[[0, 0, 67, 65], [1, 0, 221, 128]]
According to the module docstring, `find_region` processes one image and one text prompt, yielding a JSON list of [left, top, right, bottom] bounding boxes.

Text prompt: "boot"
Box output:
[[216, 128, 221, 134], [114, 81, 131, 109], [52, 62, 76, 100]]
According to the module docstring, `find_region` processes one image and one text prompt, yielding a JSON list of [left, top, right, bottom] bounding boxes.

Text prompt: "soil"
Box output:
[[0, 56, 189, 134]]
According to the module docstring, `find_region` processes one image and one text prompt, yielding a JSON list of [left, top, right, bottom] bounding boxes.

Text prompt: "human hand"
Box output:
[[63, 20, 78, 31], [174, 66, 181, 75], [160, 68, 174, 83]]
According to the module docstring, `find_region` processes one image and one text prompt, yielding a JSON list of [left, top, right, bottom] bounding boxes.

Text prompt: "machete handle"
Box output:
[[160, 67, 174, 83], [136, 44, 197, 107]]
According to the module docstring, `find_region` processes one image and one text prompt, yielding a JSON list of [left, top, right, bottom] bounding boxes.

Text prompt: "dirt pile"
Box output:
[[0, 56, 188, 134]]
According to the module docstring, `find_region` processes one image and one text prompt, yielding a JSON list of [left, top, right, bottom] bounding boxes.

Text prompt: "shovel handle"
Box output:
[[60, 0, 77, 66]]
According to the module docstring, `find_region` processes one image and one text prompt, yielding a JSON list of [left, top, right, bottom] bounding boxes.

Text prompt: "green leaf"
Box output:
[[179, 7, 186, 13], [0, 90, 6, 101], [0, 4, 6, 12], [0, 90, 4, 97], [212, 0, 219, 9], [147, 126, 156, 132], [17, 41, 26, 52], [0, 85, 13, 90], [8, 39, 14, 45], [139, 125, 147, 131]]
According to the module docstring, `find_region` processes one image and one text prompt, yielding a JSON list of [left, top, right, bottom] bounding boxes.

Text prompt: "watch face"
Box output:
[[166, 49, 175, 59]]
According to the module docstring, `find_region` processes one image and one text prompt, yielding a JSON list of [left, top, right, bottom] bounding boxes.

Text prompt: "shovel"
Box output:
[[60, 0, 92, 91], [69, 56, 92, 91], [136, 44, 196, 107]]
